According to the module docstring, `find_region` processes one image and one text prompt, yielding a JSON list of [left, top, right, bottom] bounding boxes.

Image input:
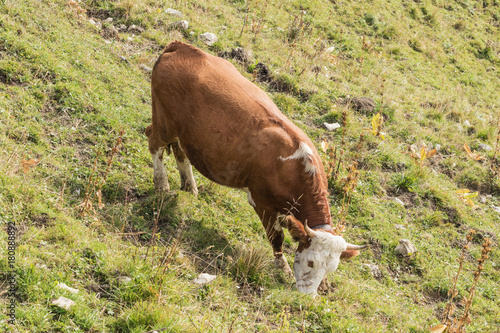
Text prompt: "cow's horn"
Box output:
[[304, 221, 317, 238], [346, 243, 368, 250]]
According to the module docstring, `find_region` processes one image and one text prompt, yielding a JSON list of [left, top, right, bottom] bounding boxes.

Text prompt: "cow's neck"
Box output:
[[293, 188, 332, 229]]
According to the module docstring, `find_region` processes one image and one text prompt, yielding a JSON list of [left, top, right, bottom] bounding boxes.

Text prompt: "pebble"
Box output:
[[395, 239, 417, 256], [51, 297, 75, 310], [171, 20, 189, 30], [323, 122, 341, 131], [166, 8, 183, 17], [193, 273, 217, 285], [363, 263, 382, 278], [394, 198, 405, 206], [56, 282, 79, 294], [118, 276, 132, 285], [200, 32, 217, 45]]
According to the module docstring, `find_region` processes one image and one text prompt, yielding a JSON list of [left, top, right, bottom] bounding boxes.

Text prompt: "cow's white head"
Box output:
[[287, 216, 366, 295]]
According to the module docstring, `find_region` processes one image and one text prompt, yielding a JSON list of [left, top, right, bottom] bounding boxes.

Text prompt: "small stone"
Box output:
[[139, 255, 146, 259], [120, 56, 128, 63], [323, 122, 341, 131], [394, 198, 405, 206], [56, 282, 79, 294], [166, 8, 183, 17], [128, 24, 144, 34], [103, 17, 113, 23], [102, 25, 119, 39], [89, 19, 96, 25], [477, 143, 492, 151], [127, 36, 134, 42], [325, 46, 335, 53], [395, 239, 417, 256], [435, 144, 441, 151], [394, 224, 406, 230], [364, 263, 382, 278], [491, 206, 500, 214], [464, 120, 471, 127], [479, 196, 487, 204], [51, 297, 75, 311], [200, 32, 217, 46], [39, 240, 48, 247], [171, 20, 189, 30], [118, 24, 127, 31], [140, 64, 152, 73], [193, 273, 217, 285], [118, 276, 132, 285]]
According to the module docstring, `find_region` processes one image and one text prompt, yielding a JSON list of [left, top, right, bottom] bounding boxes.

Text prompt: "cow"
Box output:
[[146, 41, 367, 295]]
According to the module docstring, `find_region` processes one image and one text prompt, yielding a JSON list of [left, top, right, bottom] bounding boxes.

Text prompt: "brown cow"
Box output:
[[146, 41, 366, 294]]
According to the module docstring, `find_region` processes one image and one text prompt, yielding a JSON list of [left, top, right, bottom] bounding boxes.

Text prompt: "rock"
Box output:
[[345, 97, 376, 114], [254, 62, 272, 83], [56, 282, 79, 294], [323, 122, 341, 131], [395, 239, 417, 256], [464, 120, 471, 127], [200, 32, 217, 46], [394, 198, 405, 206], [218, 47, 253, 64], [364, 263, 382, 278], [120, 56, 128, 63], [492, 206, 500, 214], [477, 143, 493, 151], [89, 19, 97, 25], [118, 24, 127, 32], [139, 64, 152, 73], [102, 25, 119, 39], [103, 17, 113, 23], [128, 24, 144, 34], [479, 196, 487, 204], [394, 224, 406, 230], [193, 273, 217, 285], [170, 20, 189, 30], [325, 46, 335, 53], [165, 8, 183, 17], [435, 144, 441, 151], [51, 297, 75, 310], [118, 276, 132, 285]]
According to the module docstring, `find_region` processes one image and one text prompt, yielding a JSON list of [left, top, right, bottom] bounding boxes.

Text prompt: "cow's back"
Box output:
[[151, 42, 316, 188]]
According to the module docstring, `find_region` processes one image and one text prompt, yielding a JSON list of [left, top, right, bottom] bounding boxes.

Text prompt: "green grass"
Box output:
[[1, 0, 499, 332]]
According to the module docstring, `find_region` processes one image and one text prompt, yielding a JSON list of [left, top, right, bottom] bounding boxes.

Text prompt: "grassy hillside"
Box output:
[[1, 0, 499, 332]]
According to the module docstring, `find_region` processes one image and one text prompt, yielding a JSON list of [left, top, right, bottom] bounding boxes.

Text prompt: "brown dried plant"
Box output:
[[438, 230, 493, 333], [334, 162, 360, 236], [78, 130, 124, 217]]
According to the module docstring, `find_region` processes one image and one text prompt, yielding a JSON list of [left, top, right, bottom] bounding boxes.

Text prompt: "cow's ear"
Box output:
[[286, 216, 308, 243], [340, 250, 360, 260]]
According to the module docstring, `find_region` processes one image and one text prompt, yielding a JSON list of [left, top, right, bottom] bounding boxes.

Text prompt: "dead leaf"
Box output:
[[20, 159, 39, 173], [464, 143, 484, 161], [96, 190, 105, 209], [321, 140, 329, 153], [429, 324, 447, 333]]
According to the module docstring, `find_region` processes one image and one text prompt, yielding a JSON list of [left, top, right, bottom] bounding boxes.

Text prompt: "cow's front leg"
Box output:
[[266, 222, 293, 276], [274, 252, 293, 277], [151, 146, 169, 192]]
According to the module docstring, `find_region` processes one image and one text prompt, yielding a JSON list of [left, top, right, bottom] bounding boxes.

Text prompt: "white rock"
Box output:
[[323, 122, 341, 131], [171, 20, 189, 30], [166, 8, 183, 17], [193, 273, 217, 285], [325, 46, 335, 53], [394, 224, 406, 230], [478, 143, 492, 151], [200, 32, 218, 46], [56, 283, 79, 294], [464, 120, 471, 127], [140, 64, 152, 73], [89, 19, 96, 25], [435, 144, 441, 151], [394, 198, 405, 206], [395, 239, 417, 256], [51, 297, 75, 310], [363, 263, 382, 278], [118, 24, 127, 31], [104, 17, 113, 23], [492, 205, 500, 214], [479, 196, 487, 204], [118, 276, 132, 285]]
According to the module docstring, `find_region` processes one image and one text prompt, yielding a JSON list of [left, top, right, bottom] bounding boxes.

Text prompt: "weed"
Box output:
[[408, 143, 437, 166]]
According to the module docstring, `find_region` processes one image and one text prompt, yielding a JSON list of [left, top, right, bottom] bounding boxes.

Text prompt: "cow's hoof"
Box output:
[[273, 256, 293, 278], [181, 184, 198, 196]]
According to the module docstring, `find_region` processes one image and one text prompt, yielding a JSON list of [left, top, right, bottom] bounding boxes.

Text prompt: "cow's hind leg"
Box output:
[[172, 141, 198, 195]]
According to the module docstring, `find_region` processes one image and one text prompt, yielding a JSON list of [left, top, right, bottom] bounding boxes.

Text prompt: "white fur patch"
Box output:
[[242, 187, 256, 207], [293, 232, 347, 294], [279, 142, 316, 175]]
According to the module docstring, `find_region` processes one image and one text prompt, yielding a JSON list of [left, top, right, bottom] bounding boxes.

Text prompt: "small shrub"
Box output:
[[409, 38, 423, 52], [229, 245, 271, 285], [452, 20, 466, 30]]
